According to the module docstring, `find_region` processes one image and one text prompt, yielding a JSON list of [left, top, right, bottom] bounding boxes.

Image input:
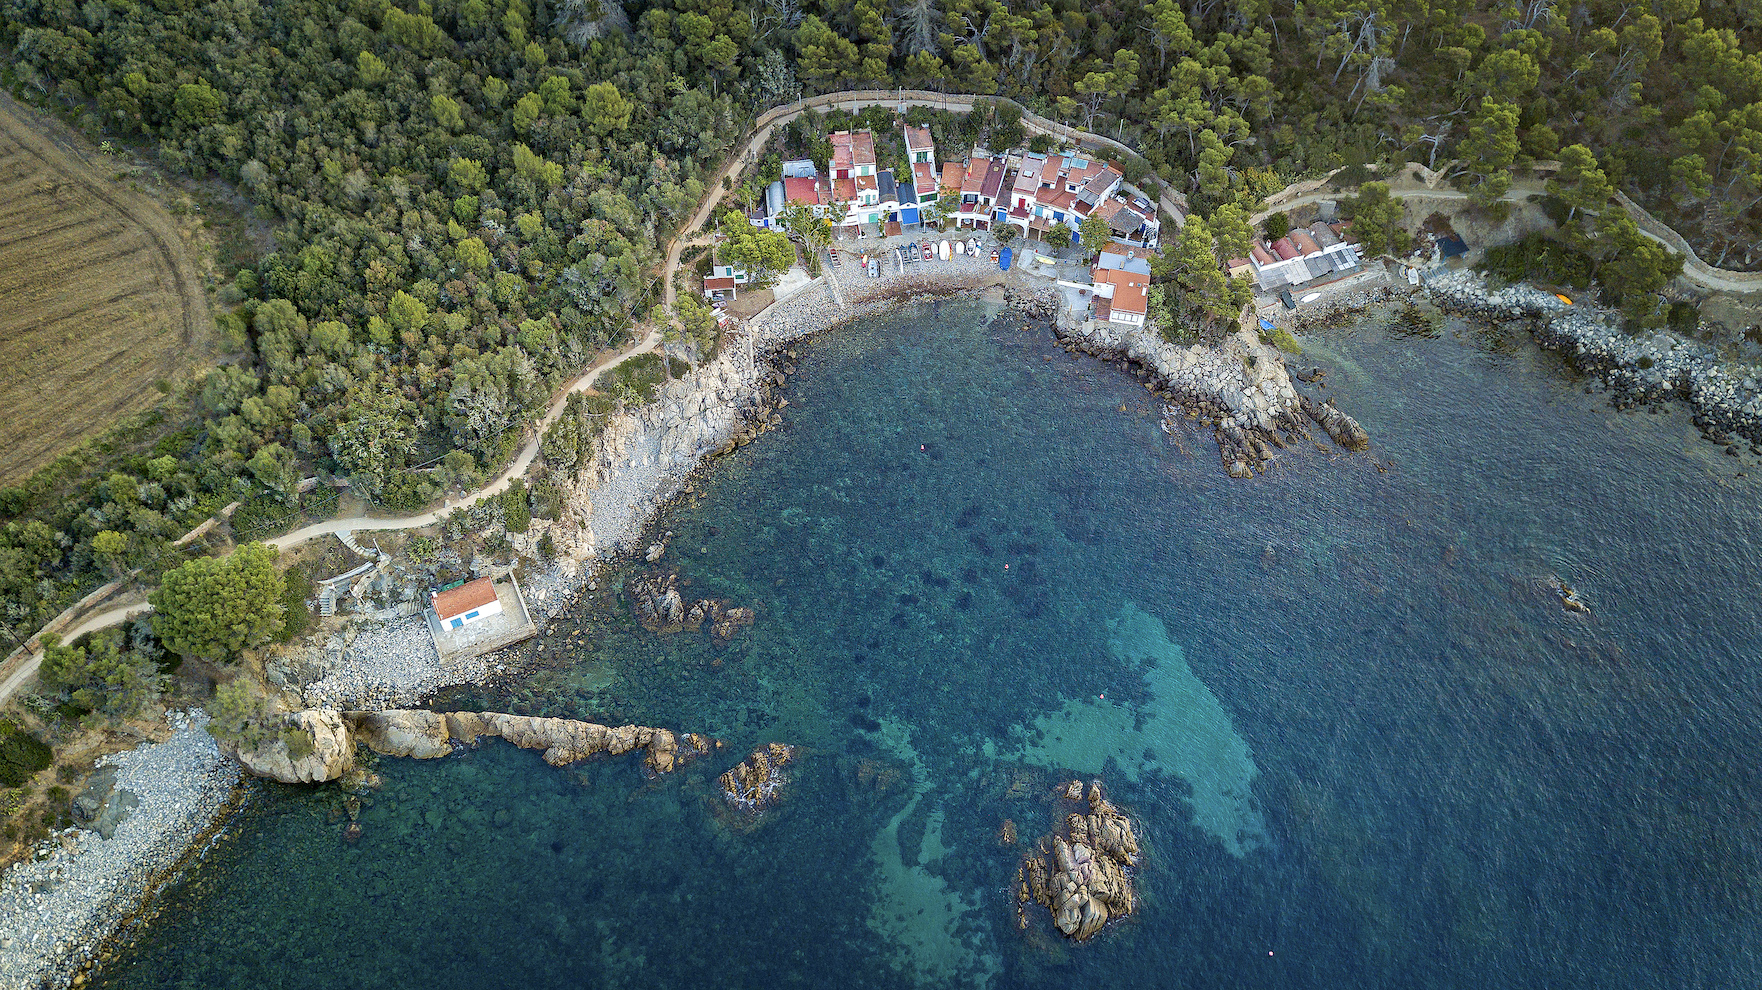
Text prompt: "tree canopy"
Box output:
[[150, 543, 285, 663]]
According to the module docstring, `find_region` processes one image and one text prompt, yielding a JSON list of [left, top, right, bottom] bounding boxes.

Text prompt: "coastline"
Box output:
[[1422, 269, 1762, 447], [0, 252, 1030, 988], [9, 247, 1406, 985], [0, 713, 239, 990]]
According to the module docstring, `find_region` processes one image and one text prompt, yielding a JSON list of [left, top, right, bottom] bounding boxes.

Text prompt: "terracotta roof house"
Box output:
[[851, 131, 877, 172], [1271, 237, 1303, 262], [432, 578, 502, 630], [1091, 266, 1149, 327], [903, 122, 936, 198], [831, 131, 855, 179], [784, 175, 823, 207], [941, 160, 966, 193]]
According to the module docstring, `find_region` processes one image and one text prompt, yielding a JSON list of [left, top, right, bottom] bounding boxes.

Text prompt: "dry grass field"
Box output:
[[0, 94, 208, 485]]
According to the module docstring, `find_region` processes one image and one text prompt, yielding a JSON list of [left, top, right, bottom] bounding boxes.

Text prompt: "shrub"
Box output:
[[0, 722, 52, 788], [1265, 325, 1303, 354]]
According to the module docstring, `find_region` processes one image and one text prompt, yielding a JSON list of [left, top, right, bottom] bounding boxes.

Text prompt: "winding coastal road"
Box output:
[[4, 92, 1760, 707]]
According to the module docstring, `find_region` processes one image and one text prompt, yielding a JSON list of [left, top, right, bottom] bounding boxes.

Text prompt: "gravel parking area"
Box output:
[[0, 712, 238, 989]]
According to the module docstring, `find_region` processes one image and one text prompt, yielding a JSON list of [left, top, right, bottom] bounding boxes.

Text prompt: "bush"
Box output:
[[1264, 325, 1303, 354], [1263, 212, 1290, 240], [0, 722, 52, 787], [278, 566, 314, 642], [1479, 233, 1594, 290]]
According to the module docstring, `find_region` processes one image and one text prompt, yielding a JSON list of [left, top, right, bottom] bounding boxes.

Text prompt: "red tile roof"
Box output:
[[1093, 267, 1148, 316], [833, 177, 856, 203], [704, 275, 737, 291], [980, 158, 1007, 199], [1271, 237, 1301, 261], [941, 161, 966, 192], [912, 162, 938, 194], [831, 131, 854, 172], [852, 130, 877, 167], [784, 176, 821, 205], [433, 578, 497, 619], [903, 124, 934, 152], [1289, 230, 1323, 256], [961, 159, 988, 195]]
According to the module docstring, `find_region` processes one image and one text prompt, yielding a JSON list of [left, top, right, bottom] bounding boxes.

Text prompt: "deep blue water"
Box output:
[[100, 300, 1762, 989]]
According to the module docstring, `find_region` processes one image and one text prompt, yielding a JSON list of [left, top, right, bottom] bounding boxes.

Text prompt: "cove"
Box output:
[[100, 299, 1762, 990]]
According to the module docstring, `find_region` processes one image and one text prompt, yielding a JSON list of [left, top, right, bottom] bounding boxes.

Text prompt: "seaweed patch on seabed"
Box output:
[[863, 717, 1003, 987], [1003, 602, 1268, 858]]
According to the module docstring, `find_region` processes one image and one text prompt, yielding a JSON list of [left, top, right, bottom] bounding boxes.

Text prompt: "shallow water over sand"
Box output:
[[100, 301, 1762, 989]]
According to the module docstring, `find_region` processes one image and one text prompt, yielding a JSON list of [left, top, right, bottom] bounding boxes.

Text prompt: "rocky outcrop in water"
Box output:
[[226, 708, 356, 784], [349, 709, 715, 774], [1426, 269, 1762, 445], [1023, 287, 1354, 477], [1300, 394, 1371, 451], [1015, 780, 1141, 942], [628, 571, 753, 642], [718, 742, 796, 813]]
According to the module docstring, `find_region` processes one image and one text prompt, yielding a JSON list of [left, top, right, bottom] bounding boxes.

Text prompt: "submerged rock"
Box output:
[[1300, 393, 1371, 451], [629, 571, 754, 642], [1015, 780, 1142, 942]]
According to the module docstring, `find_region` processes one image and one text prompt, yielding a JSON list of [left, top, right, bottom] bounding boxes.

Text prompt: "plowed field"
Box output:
[[0, 95, 207, 485]]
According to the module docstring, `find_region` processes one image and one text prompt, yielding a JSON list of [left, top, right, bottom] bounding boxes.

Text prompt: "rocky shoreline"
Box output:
[[0, 713, 239, 990], [1423, 269, 1762, 447], [1018, 290, 1370, 476]]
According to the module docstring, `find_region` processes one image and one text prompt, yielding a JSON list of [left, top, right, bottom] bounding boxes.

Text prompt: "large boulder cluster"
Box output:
[[627, 570, 754, 642], [1014, 780, 1142, 942]]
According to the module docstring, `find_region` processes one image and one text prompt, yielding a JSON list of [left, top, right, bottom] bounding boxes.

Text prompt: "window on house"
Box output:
[[450, 617, 463, 629]]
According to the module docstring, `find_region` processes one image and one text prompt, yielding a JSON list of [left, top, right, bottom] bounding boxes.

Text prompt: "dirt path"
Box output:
[[1254, 181, 1762, 295]]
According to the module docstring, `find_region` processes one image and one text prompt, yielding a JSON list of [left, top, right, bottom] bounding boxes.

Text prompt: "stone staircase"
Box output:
[[317, 585, 336, 618]]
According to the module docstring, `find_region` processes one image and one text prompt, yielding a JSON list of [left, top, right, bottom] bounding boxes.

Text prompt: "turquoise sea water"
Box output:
[[100, 300, 1762, 989]]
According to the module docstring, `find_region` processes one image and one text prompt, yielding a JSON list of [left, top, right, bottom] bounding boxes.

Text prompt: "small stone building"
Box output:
[[432, 577, 502, 630]]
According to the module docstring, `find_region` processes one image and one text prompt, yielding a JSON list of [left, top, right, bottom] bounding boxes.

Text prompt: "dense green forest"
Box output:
[[0, 0, 1756, 657]]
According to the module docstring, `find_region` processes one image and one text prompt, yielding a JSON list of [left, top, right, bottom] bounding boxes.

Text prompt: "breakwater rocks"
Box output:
[[1014, 780, 1141, 941], [1018, 288, 1366, 476], [1425, 269, 1762, 443], [227, 709, 718, 783]]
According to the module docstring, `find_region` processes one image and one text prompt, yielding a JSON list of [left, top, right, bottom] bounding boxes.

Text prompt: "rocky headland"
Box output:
[[1017, 289, 1370, 476], [222, 708, 719, 784], [1425, 269, 1762, 447], [1014, 779, 1142, 941]]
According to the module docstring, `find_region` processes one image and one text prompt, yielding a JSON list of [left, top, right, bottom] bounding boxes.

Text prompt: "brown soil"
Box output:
[[0, 93, 210, 485]]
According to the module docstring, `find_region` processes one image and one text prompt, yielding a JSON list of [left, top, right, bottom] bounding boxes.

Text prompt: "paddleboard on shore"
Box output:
[[999, 246, 1012, 270]]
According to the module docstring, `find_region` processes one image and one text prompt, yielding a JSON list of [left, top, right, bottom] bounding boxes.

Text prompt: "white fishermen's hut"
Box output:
[[432, 577, 502, 630]]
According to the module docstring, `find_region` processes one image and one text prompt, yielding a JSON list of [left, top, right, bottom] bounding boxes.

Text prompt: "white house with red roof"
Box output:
[[432, 577, 502, 630]]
